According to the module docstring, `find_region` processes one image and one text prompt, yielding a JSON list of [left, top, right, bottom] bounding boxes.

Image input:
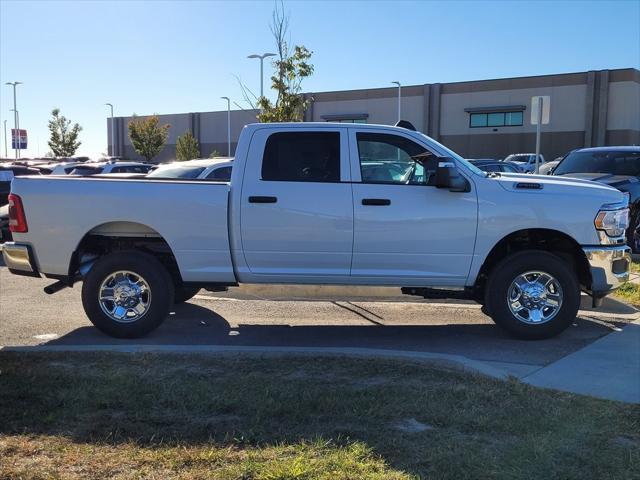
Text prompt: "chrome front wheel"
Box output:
[[507, 271, 563, 324], [98, 270, 152, 323]]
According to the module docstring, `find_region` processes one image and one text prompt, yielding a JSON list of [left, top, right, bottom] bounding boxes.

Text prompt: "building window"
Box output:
[[469, 111, 523, 128], [320, 113, 369, 123], [329, 118, 367, 123]]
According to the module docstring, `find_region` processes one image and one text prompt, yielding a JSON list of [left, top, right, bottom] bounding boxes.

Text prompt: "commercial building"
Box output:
[[108, 68, 639, 162]]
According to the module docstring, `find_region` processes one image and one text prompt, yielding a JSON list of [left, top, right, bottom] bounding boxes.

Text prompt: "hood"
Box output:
[[493, 172, 626, 204], [555, 172, 639, 190]]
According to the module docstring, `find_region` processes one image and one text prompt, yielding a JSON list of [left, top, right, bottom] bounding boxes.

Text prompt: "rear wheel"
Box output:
[[485, 250, 580, 339], [81, 251, 174, 338]]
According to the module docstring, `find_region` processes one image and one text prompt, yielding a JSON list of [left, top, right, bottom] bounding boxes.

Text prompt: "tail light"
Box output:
[[8, 193, 28, 233]]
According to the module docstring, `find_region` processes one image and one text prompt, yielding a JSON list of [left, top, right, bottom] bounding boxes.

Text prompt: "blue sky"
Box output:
[[1, 0, 639, 158]]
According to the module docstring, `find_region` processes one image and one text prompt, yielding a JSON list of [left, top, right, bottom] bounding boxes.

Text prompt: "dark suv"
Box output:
[[552, 146, 640, 251]]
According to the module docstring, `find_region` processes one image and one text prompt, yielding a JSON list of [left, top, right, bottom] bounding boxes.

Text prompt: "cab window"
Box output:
[[261, 132, 340, 182], [356, 132, 435, 185]]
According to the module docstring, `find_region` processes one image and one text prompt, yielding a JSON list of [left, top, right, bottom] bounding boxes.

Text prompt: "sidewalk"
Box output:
[[523, 321, 640, 403]]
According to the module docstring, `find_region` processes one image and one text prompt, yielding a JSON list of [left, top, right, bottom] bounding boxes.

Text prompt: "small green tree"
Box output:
[[47, 108, 82, 157], [176, 131, 200, 161], [128, 114, 170, 162], [208, 150, 222, 158]]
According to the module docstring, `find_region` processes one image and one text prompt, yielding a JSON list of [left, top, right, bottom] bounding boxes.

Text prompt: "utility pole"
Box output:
[[391, 81, 402, 123], [221, 97, 231, 157], [5, 81, 22, 159], [3, 120, 7, 158]]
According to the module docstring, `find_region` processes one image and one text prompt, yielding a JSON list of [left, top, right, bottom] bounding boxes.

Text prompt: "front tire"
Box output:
[[81, 251, 174, 338], [485, 250, 580, 340]]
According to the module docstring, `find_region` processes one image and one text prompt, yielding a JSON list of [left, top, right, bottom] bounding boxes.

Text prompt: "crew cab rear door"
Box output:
[[348, 127, 477, 285], [238, 126, 353, 281]]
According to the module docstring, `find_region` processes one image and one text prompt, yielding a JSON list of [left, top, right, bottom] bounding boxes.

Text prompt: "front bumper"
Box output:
[[2, 242, 40, 277], [583, 245, 631, 296]]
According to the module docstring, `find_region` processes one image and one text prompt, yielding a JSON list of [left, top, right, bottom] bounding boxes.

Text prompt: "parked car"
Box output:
[[0, 164, 43, 206], [147, 158, 233, 181], [538, 156, 565, 175], [469, 160, 523, 173], [68, 161, 153, 176], [43, 160, 151, 176], [3, 122, 630, 340], [503, 153, 546, 173], [552, 146, 640, 251], [0, 203, 8, 242]]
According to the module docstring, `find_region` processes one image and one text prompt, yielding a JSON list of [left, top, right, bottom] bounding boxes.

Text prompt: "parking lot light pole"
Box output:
[[247, 53, 276, 99], [391, 81, 401, 123], [221, 97, 231, 157], [10, 109, 19, 159], [105, 103, 114, 157], [3, 120, 7, 158], [5, 81, 22, 159]]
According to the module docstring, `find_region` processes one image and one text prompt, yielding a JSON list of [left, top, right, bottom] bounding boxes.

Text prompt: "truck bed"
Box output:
[[10, 176, 236, 283]]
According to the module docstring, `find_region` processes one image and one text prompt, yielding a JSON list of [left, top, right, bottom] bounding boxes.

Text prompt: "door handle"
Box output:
[[362, 198, 391, 206], [248, 196, 278, 204]]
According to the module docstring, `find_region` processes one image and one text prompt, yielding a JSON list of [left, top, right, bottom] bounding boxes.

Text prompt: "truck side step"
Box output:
[[401, 287, 474, 301]]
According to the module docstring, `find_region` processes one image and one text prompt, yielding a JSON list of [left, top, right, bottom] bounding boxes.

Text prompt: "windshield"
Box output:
[[416, 132, 484, 176], [554, 150, 640, 176], [147, 166, 206, 179]]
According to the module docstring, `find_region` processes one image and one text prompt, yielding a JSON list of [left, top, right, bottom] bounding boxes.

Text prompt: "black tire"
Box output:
[[628, 212, 640, 254], [174, 285, 200, 304], [81, 251, 174, 338], [485, 250, 580, 340]]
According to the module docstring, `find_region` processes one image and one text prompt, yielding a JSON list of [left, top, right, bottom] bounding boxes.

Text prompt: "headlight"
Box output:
[[595, 208, 629, 237]]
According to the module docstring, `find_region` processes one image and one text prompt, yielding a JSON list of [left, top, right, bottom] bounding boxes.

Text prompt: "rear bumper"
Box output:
[[583, 245, 631, 296], [2, 242, 40, 277]]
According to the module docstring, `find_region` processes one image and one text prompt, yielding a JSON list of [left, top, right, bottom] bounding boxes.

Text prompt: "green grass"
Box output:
[[614, 282, 640, 307], [0, 353, 639, 479]]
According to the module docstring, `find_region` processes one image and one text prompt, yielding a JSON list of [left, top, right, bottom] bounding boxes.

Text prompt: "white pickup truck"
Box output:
[[3, 122, 631, 340]]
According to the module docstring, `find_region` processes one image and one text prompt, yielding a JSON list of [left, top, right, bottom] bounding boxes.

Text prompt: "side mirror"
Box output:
[[435, 160, 470, 192]]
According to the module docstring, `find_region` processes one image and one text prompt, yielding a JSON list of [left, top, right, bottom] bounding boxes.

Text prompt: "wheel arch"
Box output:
[[68, 221, 183, 286], [474, 228, 591, 298]]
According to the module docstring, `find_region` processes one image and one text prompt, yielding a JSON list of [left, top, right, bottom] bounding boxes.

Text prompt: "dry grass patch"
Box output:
[[0, 352, 638, 479]]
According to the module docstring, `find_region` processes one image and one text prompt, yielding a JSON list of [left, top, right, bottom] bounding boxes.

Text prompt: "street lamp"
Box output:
[[247, 52, 276, 99], [391, 81, 401, 123], [5, 81, 22, 159], [105, 103, 115, 157], [221, 97, 231, 157]]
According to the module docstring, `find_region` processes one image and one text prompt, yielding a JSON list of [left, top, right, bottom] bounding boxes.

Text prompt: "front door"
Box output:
[[239, 127, 353, 280], [349, 129, 478, 285]]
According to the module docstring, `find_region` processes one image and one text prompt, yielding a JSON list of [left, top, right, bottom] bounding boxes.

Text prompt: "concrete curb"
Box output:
[[0, 344, 512, 380]]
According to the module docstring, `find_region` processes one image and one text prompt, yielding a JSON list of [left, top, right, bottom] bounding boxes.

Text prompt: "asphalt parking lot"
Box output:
[[2, 261, 638, 380]]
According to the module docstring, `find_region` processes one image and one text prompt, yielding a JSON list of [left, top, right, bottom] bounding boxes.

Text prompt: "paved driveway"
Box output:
[[2, 264, 637, 379]]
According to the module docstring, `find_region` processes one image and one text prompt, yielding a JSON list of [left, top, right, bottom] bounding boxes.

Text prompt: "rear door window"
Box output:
[[261, 132, 340, 182]]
